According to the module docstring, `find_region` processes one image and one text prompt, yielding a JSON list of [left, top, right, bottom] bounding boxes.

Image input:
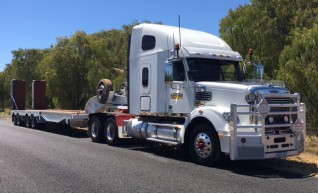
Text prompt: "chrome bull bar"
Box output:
[[229, 93, 306, 160]]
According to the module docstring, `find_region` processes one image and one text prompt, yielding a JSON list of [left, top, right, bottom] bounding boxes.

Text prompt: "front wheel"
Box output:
[[189, 123, 220, 166], [104, 118, 120, 146]]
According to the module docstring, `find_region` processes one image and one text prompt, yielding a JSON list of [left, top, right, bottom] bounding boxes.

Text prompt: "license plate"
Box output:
[[276, 151, 287, 158]]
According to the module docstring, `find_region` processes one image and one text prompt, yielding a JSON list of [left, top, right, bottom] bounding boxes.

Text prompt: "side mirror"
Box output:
[[242, 63, 247, 75], [164, 61, 173, 83], [255, 64, 264, 83], [242, 62, 264, 82]]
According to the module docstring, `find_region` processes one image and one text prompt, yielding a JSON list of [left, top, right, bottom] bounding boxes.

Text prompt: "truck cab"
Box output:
[[87, 23, 306, 166], [128, 23, 244, 115]]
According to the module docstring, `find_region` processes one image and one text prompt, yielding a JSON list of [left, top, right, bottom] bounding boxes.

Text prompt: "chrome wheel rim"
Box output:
[[91, 121, 99, 138], [106, 123, 115, 141], [97, 85, 105, 100], [194, 132, 212, 159]]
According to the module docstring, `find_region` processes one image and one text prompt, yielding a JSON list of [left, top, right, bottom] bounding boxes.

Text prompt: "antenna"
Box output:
[[178, 15, 182, 48], [172, 33, 176, 58], [166, 36, 170, 58]]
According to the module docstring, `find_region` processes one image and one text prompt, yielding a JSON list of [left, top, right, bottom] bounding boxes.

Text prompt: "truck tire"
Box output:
[[104, 118, 119, 146], [97, 79, 114, 104], [16, 115, 23, 126], [12, 114, 18, 125], [31, 116, 37, 129], [25, 115, 31, 128], [89, 117, 104, 142], [189, 123, 220, 166]]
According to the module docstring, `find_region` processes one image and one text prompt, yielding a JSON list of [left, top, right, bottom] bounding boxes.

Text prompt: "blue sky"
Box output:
[[0, 0, 250, 71]]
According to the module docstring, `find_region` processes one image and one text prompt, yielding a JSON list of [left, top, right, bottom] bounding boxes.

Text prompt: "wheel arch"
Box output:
[[184, 116, 217, 147], [184, 107, 227, 143]]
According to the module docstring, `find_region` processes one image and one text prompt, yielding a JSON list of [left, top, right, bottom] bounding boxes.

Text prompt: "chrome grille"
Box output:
[[256, 94, 291, 104], [265, 97, 291, 104], [256, 94, 296, 134], [195, 91, 212, 101], [265, 97, 291, 113]]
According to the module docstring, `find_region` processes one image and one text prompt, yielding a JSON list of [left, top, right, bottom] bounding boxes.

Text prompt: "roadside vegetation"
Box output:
[[306, 135, 318, 156], [219, 0, 318, 136], [0, 109, 10, 116]]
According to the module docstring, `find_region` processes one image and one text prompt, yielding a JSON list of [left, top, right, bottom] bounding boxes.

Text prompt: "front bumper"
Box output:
[[224, 94, 306, 160], [220, 131, 305, 160]]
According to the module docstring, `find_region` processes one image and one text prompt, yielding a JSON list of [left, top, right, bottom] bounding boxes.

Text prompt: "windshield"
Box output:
[[187, 58, 243, 82]]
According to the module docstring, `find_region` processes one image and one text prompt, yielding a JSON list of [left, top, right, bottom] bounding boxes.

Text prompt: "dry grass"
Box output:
[[306, 135, 318, 156], [0, 109, 11, 116], [285, 153, 318, 177], [254, 135, 318, 177]]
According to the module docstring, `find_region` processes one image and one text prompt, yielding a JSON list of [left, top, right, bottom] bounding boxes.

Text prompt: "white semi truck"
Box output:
[[12, 23, 306, 165]]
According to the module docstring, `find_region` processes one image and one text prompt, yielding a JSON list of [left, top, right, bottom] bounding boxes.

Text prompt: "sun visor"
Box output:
[[182, 47, 243, 61]]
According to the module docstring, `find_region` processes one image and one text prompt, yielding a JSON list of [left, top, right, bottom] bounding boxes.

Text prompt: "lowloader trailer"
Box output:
[[11, 109, 88, 129]]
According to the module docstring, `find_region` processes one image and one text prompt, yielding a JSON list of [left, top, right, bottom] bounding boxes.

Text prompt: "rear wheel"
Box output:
[[104, 118, 119, 146], [31, 116, 38, 129], [12, 114, 18, 125], [89, 117, 104, 142], [25, 115, 31, 128], [16, 115, 23, 126], [189, 123, 220, 166]]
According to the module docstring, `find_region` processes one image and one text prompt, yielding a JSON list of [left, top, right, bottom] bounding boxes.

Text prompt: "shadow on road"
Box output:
[[215, 158, 317, 179], [34, 123, 88, 139], [120, 141, 317, 179]]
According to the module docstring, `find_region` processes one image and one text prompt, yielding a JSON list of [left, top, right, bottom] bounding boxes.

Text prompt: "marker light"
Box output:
[[248, 48, 254, 56], [175, 43, 180, 50], [268, 116, 274, 124], [284, 116, 289, 123]]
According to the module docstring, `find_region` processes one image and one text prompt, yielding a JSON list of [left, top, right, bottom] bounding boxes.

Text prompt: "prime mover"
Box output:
[[12, 23, 306, 166]]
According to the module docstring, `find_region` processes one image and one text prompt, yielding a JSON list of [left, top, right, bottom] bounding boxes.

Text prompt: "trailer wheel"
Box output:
[[25, 115, 31, 128], [104, 118, 119, 146], [189, 123, 220, 166], [12, 114, 18, 125], [16, 115, 23, 126], [31, 116, 38, 129], [97, 79, 114, 104], [89, 117, 104, 142]]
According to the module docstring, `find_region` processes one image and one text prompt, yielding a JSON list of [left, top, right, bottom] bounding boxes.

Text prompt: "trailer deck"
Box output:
[[11, 109, 88, 128]]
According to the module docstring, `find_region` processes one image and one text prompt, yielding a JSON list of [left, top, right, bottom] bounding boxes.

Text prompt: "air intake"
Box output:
[[195, 91, 212, 101]]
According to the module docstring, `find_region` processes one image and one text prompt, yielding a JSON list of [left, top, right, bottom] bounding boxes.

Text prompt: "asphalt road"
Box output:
[[0, 118, 317, 193]]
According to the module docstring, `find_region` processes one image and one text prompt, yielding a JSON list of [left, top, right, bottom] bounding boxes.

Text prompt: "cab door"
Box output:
[[140, 62, 151, 111], [165, 60, 192, 113]]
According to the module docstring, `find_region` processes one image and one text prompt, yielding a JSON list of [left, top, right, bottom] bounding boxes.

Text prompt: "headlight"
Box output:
[[245, 91, 256, 104], [197, 84, 206, 92]]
